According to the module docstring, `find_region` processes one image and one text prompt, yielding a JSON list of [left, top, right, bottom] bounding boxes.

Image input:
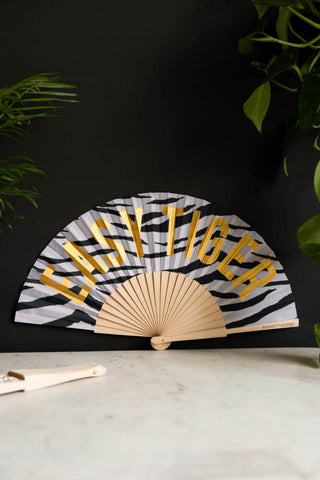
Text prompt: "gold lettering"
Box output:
[[198, 217, 229, 265], [40, 264, 90, 305], [232, 258, 277, 300], [119, 207, 144, 257], [185, 210, 201, 258], [217, 233, 259, 280], [63, 241, 109, 286], [91, 219, 126, 267], [162, 206, 184, 256]]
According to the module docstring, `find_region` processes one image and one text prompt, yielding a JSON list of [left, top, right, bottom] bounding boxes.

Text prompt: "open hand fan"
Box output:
[[15, 192, 298, 349]]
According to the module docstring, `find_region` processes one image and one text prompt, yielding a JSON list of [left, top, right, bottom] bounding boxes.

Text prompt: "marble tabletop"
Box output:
[[0, 348, 319, 480]]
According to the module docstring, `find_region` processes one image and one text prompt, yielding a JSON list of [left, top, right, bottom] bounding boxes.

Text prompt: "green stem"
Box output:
[[305, 0, 320, 18], [271, 78, 298, 92], [308, 50, 320, 73], [251, 32, 320, 49], [288, 7, 320, 29], [291, 64, 303, 82], [288, 21, 308, 43]]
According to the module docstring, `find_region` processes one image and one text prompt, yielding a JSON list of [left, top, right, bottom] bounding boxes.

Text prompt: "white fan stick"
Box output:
[[151, 327, 228, 346], [227, 319, 299, 335], [0, 362, 107, 395]]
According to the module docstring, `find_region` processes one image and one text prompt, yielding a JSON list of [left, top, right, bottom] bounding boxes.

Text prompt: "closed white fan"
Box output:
[[15, 192, 298, 349]]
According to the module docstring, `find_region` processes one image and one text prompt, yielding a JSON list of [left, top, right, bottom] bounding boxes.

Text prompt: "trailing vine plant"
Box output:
[[240, 0, 320, 357], [0, 73, 77, 234]]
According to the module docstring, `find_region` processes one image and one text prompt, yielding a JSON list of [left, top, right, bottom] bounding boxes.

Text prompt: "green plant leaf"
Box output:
[[252, 14, 269, 34], [0, 155, 46, 234], [297, 214, 320, 265], [255, 4, 270, 18], [251, 0, 304, 6], [299, 242, 320, 264], [298, 65, 320, 129], [0, 73, 78, 141], [251, 61, 268, 72], [276, 7, 292, 44], [265, 49, 299, 80], [314, 323, 320, 348], [315, 322, 320, 366], [37, 82, 77, 89], [314, 160, 320, 203], [297, 214, 320, 245], [283, 156, 289, 175], [243, 81, 271, 133], [313, 135, 320, 151], [30, 90, 77, 97], [239, 38, 257, 55]]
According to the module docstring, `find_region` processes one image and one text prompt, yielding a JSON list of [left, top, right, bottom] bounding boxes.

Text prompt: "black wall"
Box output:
[[0, 0, 318, 351]]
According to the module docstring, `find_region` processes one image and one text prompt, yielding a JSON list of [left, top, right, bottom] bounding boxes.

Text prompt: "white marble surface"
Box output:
[[0, 348, 319, 480]]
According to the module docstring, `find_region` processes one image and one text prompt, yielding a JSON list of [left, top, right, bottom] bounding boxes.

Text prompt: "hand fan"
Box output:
[[15, 192, 298, 349]]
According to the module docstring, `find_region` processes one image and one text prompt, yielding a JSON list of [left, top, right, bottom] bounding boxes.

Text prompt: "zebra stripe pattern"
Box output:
[[15, 192, 297, 333]]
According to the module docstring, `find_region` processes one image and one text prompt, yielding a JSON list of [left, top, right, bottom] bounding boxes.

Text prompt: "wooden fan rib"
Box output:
[[134, 274, 157, 332], [95, 323, 146, 337], [152, 271, 162, 333], [128, 275, 156, 333], [100, 299, 149, 336], [164, 282, 206, 330], [96, 271, 227, 347], [164, 273, 187, 324], [167, 274, 203, 325], [158, 271, 169, 329], [227, 318, 299, 335], [160, 272, 179, 333], [162, 304, 224, 332], [105, 287, 151, 332], [144, 271, 157, 333], [101, 294, 140, 322], [121, 282, 155, 334], [96, 316, 146, 336], [152, 326, 227, 344], [144, 272, 159, 333], [166, 313, 225, 336], [96, 311, 148, 335], [97, 312, 149, 335], [110, 276, 159, 335], [163, 274, 193, 331], [98, 306, 142, 329], [174, 295, 222, 323], [164, 279, 200, 328], [167, 297, 223, 334], [163, 281, 222, 334]]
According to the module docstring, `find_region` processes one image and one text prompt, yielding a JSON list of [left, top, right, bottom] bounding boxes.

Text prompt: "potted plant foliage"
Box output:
[[0, 73, 77, 234], [239, 0, 320, 358]]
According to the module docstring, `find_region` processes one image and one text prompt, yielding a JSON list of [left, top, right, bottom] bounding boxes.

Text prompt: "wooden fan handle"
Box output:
[[150, 338, 171, 350], [8, 362, 107, 391], [151, 327, 227, 349]]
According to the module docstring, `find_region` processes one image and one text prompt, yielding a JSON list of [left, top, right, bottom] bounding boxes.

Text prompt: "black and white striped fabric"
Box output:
[[15, 192, 297, 332]]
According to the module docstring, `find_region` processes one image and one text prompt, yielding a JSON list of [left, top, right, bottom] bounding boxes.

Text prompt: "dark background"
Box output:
[[0, 0, 319, 351]]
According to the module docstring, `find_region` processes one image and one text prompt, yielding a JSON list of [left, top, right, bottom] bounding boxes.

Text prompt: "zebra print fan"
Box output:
[[15, 192, 298, 349]]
